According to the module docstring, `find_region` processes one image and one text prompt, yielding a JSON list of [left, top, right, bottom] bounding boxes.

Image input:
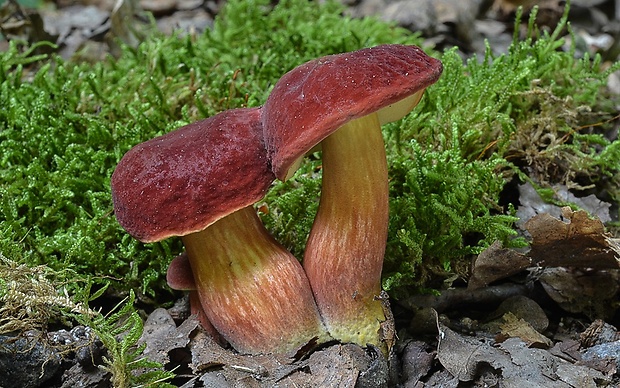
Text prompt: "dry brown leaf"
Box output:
[[525, 207, 620, 269], [189, 329, 388, 387], [497, 312, 553, 349], [539, 267, 619, 319], [580, 319, 620, 348], [400, 341, 435, 385], [485, 295, 549, 333], [436, 322, 609, 386], [548, 339, 582, 363], [437, 322, 504, 382], [139, 308, 200, 365]]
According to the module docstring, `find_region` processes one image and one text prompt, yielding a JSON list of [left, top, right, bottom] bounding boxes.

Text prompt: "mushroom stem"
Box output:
[[182, 206, 330, 355], [188, 290, 227, 346], [166, 253, 227, 345], [303, 112, 389, 350]]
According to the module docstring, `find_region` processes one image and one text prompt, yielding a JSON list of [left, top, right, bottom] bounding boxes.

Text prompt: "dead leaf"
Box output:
[[580, 341, 620, 377], [555, 361, 609, 387], [498, 337, 607, 388], [136, 306, 388, 387], [516, 183, 612, 229], [301, 344, 382, 388], [580, 319, 620, 348], [400, 340, 435, 385], [553, 185, 612, 223], [437, 323, 503, 382], [42, 5, 110, 60], [548, 339, 582, 363], [485, 295, 549, 333], [139, 307, 199, 365], [436, 322, 609, 387], [469, 240, 531, 289], [576, 320, 620, 376], [189, 330, 388, 387], [497, 312, 553, 348], [516, 182, 566, 229], [525, 207, 620, 269]]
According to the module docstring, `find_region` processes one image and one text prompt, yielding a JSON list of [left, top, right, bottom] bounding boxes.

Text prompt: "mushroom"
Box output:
[[262, 45, 443, 350], [111, 107, 330, 355]]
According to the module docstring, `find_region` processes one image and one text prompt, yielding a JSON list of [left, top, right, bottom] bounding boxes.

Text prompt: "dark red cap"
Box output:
[[262, 44, 443, 180], [111, 107, 274, 243]]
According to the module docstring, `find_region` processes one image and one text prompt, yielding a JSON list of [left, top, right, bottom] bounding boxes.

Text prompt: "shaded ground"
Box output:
[[1, 0, 619, 387]]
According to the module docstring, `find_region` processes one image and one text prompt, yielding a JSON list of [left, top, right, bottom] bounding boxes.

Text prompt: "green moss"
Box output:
[[1, 0, 618, 304], [0, 0, 421, 298], [383, 137, 523, 295]]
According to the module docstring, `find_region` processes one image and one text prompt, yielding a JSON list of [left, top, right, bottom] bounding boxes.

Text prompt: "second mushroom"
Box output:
[[262, 44, 443, 352]]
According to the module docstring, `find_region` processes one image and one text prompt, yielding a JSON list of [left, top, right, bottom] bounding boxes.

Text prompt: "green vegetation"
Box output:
[[264, 5, 620, 294], [0, 0, 619, 380], [378, 6, 620, 292], [75, 290, 175, 388], [384, 141, 520, 294], [0, 0, 422, 300], [0, 254, 173, 386]]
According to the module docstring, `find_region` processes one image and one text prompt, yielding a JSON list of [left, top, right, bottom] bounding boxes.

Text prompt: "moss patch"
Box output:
[[1, 1, 618, 303], [0, 0, 422, 298]]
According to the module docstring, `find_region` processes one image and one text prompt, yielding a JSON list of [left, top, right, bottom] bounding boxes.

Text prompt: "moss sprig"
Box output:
[[384, 134, 524, 294], [73, 289, 175, 388], [0, 253, 94, 334]]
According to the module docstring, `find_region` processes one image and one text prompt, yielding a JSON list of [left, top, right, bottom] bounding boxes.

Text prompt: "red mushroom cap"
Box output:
[[111, 107, 274, 243], [262, 44, 443, 180]]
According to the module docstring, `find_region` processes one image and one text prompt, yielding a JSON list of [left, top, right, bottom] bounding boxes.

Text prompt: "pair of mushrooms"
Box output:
[[111, 44, 443, 356]]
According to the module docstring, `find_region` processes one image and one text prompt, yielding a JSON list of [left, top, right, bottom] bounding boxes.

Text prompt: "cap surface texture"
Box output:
[[262, 44, 443, 179], [111, 107, 274, 243]]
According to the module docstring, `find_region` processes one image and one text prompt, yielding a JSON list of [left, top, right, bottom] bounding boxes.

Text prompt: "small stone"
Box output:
[[381, 0, 437, 36], [0, 331, 61, 388]]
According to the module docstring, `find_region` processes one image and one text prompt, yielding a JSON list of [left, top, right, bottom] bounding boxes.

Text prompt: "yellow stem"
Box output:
[[303, 113, 389, 350]]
